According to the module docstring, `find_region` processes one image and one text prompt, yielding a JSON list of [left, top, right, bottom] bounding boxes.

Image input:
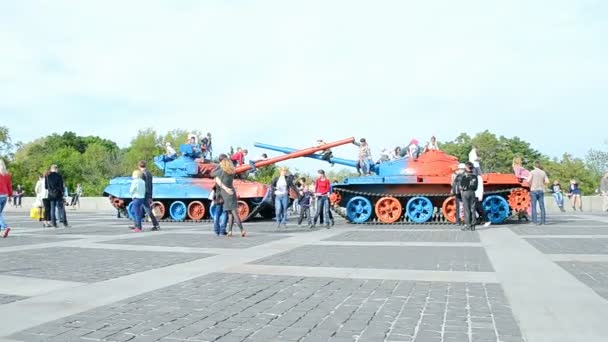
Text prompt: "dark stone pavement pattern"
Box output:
[[105, 233, 287, 249], [558, 262, 608, 301], [252, 245, 494, 272], [325, 231, 481, 242], [525, 238, 608, 255], [0, 247, 211, 282], [0, 294, 27, 305], [11, 273, 524, 342]]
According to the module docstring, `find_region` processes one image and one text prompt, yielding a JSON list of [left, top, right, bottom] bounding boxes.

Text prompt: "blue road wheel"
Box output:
[[482, 195, 510, 224], [406, 196, 434, 223], [169, 200, 187, 221], [127, 201, 135, 221], [346, 196, 373, 223]]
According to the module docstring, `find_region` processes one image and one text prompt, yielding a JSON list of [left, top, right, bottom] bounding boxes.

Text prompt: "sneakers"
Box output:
[[151, 226, 160, 231], [133, 228, 142, 232], [241, 231, 247, 237], [3, 228, 10, 238], [483, 222, 492, 227]]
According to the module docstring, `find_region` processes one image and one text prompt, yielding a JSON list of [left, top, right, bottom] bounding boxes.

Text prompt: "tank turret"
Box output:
[[104, 137, 355, 222], [256, 144, 530, 225]]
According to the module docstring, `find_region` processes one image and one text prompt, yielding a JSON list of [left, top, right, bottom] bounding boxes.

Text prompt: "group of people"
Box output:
[[0, 160, 73, 238], [269, 168, 334, 229], [164, 132, 213, 161], [451, 162, 487, 231]]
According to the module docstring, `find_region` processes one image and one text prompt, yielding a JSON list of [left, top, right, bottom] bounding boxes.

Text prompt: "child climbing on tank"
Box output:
[[316, 139, 335, 166], [352, 138, 373, 175]]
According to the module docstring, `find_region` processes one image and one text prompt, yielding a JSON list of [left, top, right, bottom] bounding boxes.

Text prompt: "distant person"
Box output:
[[297, 186, 313, 227], [129, 170, 146, 232], [45, 164, 69, 228], [451, 163, 466, 226], [527, 161, 549, 225], [316, 139, 334, 166], [0, 159, 12, 237], [209, 185, 227, 236], [425, 136, 439, 152], [601, 172, 608, 212], [164, 142, 177, 161], [211, 154, 246, 237], [70, 183, 83, 209], [200, 133, 210, 160], [568, 179, 582, 211], [512, 157, 530, 182], [138, 161, 160, 231], [312, 169, 332, 229], [458, 162, 478, 231], [13, 185, 24, 207], [271, 167, 298, 228], [231, 148, 247, 167], [34, 174, 50, 227], [407, 139, 421, 159], [551, 180, 565, 212], [353, 138, 373, 175], [377, 148, 390, 163], [41, 171, 52, 226], [390, 146, 402, 160], [469, 146, 482, 175]]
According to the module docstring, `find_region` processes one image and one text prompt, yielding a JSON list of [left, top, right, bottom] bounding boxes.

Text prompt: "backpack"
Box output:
[[452, 173, 464, 197], [459, 173, 478, 191]]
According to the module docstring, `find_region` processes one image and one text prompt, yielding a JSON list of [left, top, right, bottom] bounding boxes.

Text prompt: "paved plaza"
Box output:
[[0, 211, 607, 342]]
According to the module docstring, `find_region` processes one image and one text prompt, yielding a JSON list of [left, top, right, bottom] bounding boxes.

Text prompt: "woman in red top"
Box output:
[[312, 169, 332, 228], [0, 160, 12, 238]]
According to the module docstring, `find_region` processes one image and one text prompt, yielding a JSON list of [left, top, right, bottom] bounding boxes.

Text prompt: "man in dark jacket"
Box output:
[[139, 161, 160, 231], [459, 162, 478, 231], [45, 165, 69, 228]]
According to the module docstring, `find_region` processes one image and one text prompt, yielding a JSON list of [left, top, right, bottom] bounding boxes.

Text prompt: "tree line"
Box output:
[[0, 126, 606, 196]]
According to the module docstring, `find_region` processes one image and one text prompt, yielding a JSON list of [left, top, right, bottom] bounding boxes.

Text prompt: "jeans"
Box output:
[[314, 195, 331, 226], [0, 196, 7, 229], [553, 192, 564, 208], [212, 204, 227, 235], [531, 190, 546, 224], [275, 194, 289, 225], [461, 191, 477, 227], [298, 207, 312, 225], [455, 197, 462, 224], [131, 198, 145, 228], [50, 198, 68, 226], [143, 198, 159, 227]]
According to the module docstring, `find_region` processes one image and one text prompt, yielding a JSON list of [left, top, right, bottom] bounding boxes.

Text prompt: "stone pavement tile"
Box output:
[[0, 247, 210, 282], [103, 232, 287, 249], [10, 273, 523, 342], [525, 238, 608, 254], [0, 236, 75, 248], [557, 261, 608, 300], [0, 294, 27, 305], [511, 226, 608, 236], [251, 245, 494, 271], [324, 230, 480, 242]]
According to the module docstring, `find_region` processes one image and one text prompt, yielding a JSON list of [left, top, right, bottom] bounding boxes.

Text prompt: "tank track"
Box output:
[[120, 198, 268, 224], [331, 187, 523, 225]]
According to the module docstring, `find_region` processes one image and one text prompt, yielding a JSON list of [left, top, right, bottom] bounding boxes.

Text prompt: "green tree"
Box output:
[[121, 128, 163, 175], [0, 126, 13, 160]]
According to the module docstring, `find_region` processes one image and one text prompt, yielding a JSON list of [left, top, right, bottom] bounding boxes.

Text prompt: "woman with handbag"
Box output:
[[211, 154, 246, 237]]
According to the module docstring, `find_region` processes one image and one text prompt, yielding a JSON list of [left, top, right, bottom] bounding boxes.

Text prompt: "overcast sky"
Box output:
[[1, 0, 606, 173]]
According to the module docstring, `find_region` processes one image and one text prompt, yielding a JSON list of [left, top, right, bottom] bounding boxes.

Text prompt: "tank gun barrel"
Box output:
[[237, 137, 355, 173], [253, 142, 359, 168]]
